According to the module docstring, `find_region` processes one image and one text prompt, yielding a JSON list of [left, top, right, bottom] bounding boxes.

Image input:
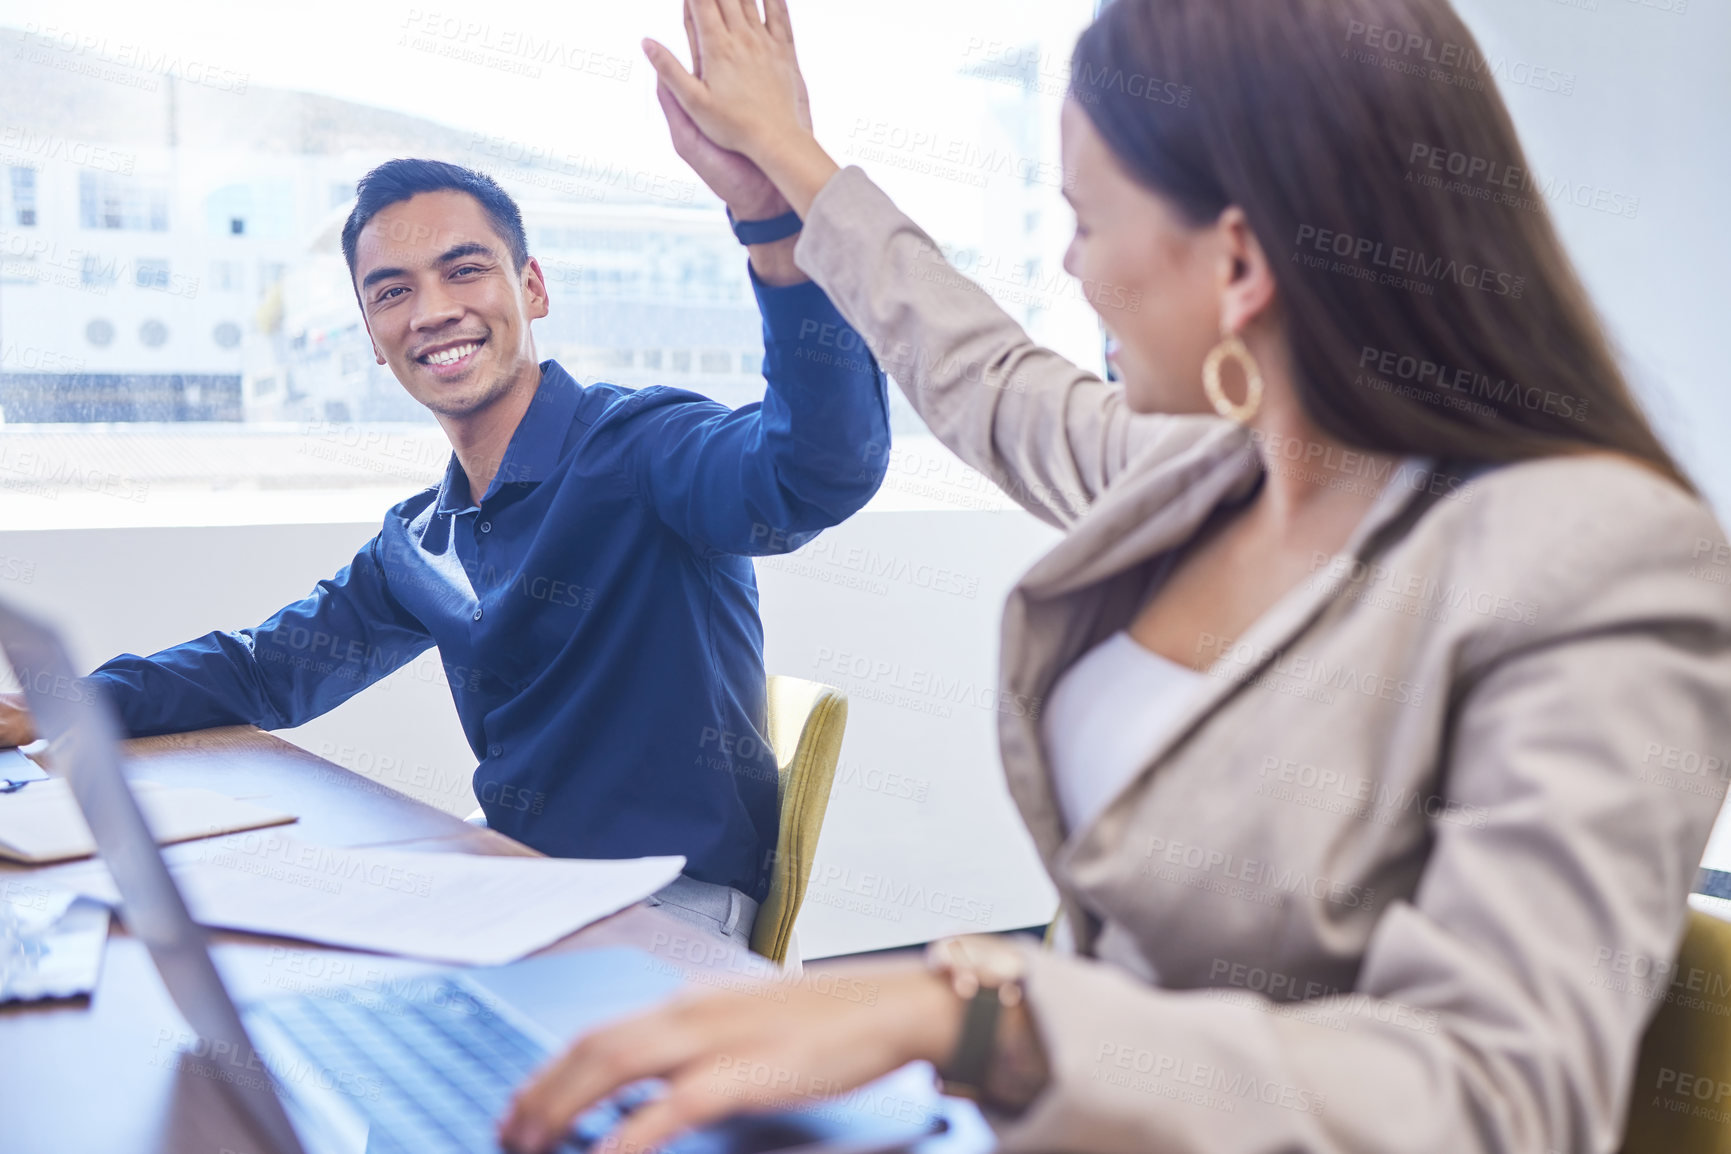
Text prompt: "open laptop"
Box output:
[[0, 598, 951, 1154]]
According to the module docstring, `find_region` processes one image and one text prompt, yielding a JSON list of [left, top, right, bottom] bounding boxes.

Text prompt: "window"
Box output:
[[135, 259, 171, 290], [80, 253, 118, 288], [211, 261, 244, 293], [0, 2, 1125, 525], [78, 172, 169, 231], [8, 167, 37, 227]]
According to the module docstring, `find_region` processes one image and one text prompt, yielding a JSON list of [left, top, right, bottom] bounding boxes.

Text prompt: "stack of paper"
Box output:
[[0, 778, 297, 864]]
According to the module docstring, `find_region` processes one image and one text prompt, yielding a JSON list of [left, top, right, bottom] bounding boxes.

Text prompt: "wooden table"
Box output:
[[0, 727, 822, 1154]]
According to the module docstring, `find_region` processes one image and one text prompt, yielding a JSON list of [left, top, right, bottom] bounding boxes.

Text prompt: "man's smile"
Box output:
[[415, 336, 488, 376]]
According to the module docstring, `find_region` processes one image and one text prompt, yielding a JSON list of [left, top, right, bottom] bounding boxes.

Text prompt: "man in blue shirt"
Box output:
[[0, 157, 889, 943]]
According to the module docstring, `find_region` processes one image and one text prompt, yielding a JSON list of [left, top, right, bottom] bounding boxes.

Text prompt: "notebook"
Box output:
[[0, 776, 297, 864]]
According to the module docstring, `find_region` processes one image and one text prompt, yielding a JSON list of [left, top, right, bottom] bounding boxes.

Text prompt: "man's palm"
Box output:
[[657, 82, 788, 220]]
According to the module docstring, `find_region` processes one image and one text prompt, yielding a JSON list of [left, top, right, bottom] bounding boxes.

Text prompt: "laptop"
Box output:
[[0, 598, 952, 1154]]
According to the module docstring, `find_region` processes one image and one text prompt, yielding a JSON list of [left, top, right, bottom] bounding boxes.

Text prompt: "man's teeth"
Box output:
[[423, 342, 479, 366]]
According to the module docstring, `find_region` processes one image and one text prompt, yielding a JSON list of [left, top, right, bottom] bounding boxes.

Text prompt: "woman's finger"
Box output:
[[733, 0, 765, 31], [641, 38, 708, 116], [602, 1056, 785, 1154], [682, 0, 702, 79], [692, 0, 734, 35], [763, 0, 794, 44], [500, 1012, 705, 1154]]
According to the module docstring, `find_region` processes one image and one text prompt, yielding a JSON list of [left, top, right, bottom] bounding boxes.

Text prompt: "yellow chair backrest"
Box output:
[[1619, 908, 1731, 1154], [749, 675, 848, 964]]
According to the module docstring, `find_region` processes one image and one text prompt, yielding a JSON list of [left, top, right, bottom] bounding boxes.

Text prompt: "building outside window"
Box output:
[[7, 166, 37, 227], [77, 172, 169, 231]]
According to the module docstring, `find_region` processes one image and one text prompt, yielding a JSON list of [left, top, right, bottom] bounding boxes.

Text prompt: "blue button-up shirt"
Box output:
[[86, 272, 889, 901]]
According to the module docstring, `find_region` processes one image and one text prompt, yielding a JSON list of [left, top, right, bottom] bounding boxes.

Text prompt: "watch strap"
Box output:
[[727, 207, 804, 246], [941, 984, 1003, 1100]]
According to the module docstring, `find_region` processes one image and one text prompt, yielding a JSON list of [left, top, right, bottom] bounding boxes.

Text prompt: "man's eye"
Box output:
[[377, 286, 407, 302], [453, 265, 482, 277]]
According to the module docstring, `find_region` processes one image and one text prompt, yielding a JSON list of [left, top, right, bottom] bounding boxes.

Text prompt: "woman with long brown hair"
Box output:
[[502, 1, 1731, 1151]]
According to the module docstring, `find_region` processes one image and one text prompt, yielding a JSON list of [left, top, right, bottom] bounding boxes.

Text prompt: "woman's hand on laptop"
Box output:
[[643, 0, 841, 218], [0, 692, 35, 748], [498, 958, 963, 1154]]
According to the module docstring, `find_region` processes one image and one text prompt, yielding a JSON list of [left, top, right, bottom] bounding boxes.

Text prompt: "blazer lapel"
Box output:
[[996, 427, 1261, 867], [998, 447, 1440, 881], [1018, 426, 1259, 600], [1051, 457, 1441, 876]]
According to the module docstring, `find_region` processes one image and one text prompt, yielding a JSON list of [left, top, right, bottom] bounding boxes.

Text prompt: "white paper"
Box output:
[[0, 777, 297, 864], [57, 830, 685, 966]]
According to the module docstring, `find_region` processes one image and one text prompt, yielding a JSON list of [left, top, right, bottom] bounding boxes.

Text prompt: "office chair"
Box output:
[[1618, 907, 1731, 1154], [750, 675, 849, 966]]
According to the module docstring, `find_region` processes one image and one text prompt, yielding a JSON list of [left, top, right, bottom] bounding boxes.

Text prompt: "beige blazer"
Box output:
[[794, 166, 1731, 1154]]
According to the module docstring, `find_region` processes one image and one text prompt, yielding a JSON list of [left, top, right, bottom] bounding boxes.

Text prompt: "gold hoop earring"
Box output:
[[1202, 332, 1265, 424]]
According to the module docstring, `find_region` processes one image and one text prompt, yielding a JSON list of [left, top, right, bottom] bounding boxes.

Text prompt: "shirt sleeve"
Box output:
[[620, 263, 892, 557], [84, 533, 435, 737]]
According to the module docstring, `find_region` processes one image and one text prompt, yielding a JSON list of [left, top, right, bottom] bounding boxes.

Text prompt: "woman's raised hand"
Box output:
[[643, 0, 813, 168]]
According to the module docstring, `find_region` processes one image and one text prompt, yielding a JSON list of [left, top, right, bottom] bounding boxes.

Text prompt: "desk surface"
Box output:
[[0, 727, 899, 1154]]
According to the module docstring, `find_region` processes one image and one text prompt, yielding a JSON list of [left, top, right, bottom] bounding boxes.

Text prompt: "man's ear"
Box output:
[[522, 257, 551, 321]]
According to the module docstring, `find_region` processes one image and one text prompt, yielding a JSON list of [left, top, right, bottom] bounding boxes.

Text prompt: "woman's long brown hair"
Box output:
[[1071, 0, 1692, 493]]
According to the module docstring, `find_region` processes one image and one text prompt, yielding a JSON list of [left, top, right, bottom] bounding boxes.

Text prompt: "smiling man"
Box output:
[[0, 156, 890, 944]]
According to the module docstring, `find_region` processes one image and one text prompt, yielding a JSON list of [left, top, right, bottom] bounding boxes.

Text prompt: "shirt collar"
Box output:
[[435, 360, 582, 515]]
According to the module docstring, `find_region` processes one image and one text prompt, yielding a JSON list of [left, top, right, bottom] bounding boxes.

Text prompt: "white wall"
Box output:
[[0, 506, 1063, 960], [1451, 0, 1731, 509]]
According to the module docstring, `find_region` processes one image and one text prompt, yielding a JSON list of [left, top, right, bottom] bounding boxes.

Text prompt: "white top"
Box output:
[[1042, 631, 1208, 835]]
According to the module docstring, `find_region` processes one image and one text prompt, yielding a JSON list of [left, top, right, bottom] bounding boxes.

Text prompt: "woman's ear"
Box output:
[[1216, 206, 1277, 335]]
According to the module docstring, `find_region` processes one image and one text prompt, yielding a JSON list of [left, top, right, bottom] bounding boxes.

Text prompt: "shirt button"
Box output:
[[472, 608, 484, 621], [489, 745, 503, 757], [479, 521, 492, 533]]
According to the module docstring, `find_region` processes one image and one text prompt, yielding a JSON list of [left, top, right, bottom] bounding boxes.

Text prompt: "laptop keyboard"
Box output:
[[249, 980, 661, 1153]]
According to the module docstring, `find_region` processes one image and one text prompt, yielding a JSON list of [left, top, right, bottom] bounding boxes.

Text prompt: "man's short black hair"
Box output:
[[340, 158, 529, 280]]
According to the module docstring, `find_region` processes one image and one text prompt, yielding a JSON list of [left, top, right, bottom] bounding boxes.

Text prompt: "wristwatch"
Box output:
[[925, 934, 1029, 1101], [726, 206, 804, 247]]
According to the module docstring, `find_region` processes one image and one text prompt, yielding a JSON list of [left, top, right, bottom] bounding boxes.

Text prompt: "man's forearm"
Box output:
[[742, 272, 891, 539], [738, 137, 840, 285], [85, 637, 285, 738], [747, 232, 806, 287]]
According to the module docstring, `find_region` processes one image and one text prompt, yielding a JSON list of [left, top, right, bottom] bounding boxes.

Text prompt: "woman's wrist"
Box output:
[[898, 967, 969, 1068], [755, 132, 843, 220], [896, 959, 1051, 1114]]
